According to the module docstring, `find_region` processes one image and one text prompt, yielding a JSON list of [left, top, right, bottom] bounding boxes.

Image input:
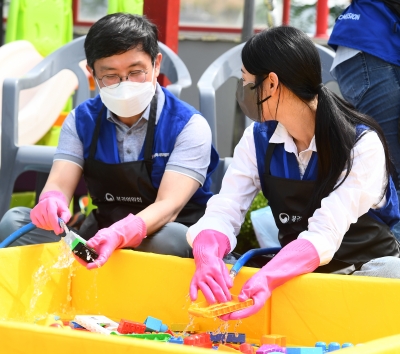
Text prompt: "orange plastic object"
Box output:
[[260, 334, 286, 347], [218, 344, 240, 352], [188, 295, 254, 318], [54, 111, 68, 127]]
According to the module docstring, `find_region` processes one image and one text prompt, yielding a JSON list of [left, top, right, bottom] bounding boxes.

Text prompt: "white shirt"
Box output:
[[187, 122, 387, 266], [330, 46, 361, 79]]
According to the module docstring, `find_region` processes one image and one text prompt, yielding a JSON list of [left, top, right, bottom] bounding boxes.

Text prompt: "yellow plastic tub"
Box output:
[[0, 242, 400, 353]]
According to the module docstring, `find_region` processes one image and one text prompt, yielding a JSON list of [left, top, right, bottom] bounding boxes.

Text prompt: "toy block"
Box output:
[[341, 343, 354, 348], [165, 329, 176, 336], [240, 343, 256, 354], [261, 334, 286, 347], [256, 344, 286, 353], [110, 332, 171, 341], [327, 342, 340, 352], [287, 348, 324, 354], [73, 315, 119, 335], [69, 321, 85, 329], [209, 332, 246, 344], [117, 319, 146, 334], [188, 295, 254, 318], [314, 342, 327, 352], [144, 316, 168, 332], [218, 344, 241, 352], [170, 323, 200, 332], [183, 333, 213, 348], [168, 336, 184, 344]]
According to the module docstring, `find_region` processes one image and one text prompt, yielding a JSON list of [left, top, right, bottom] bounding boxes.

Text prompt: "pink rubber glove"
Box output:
[[220, 238, 320, 320], [190, 229, 233, 304], [30, 191, 71, 235], [85, 213, 147, 270]]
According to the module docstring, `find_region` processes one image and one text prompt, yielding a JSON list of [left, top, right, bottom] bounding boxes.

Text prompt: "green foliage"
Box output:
[[235, 192, 268, 254]]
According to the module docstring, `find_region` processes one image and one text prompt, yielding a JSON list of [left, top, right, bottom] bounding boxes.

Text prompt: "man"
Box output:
[[0, 13, 218, 269]]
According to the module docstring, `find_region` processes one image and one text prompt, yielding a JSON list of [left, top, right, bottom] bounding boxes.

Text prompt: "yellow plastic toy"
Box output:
[[188, 295, 253, 318]]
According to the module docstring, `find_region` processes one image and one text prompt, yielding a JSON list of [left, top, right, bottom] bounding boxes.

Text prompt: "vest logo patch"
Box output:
[[104, 193, 142, 203], [338, 13, 360, 20], [279, 213, 290, 224], [105, 193, 114, 202], [152, 153, 170, 158], [116, 196, 143, 203], [279, 213, 302, 224]]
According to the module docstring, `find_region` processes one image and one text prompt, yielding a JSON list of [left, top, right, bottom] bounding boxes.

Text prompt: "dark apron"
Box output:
[[262, 143, 400, 274], [79, 95, 206, 240]]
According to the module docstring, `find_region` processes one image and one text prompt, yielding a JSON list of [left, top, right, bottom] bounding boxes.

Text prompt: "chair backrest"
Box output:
[[0, 35, 192, 218], [5, 0, 73, 57], [197, 42, 337, 150], [158, 42, 192, 98], [197, 43, 245, 150]]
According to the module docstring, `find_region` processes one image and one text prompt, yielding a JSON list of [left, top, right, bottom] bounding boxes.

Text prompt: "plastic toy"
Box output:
[[256, 344, 286, 353], [60, 220, 99, 263], [188, 295, 254, 318], [209, 332, 246, 344], [240, 343, 256, 354], [287, 348, 323, 354], [183, 333, 213, 348], [218, 343, 241, 352], [111, 333, 171, 341], [117, 319, 146, 334], [144, 316, 168, 332], [170, 323, 200, 332], [73, 315, 119, 335], [168, 336, 184, 344], [261, 335, 287, 347]]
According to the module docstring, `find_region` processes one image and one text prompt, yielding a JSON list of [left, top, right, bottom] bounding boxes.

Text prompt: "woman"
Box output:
[[186, 26, 400, 320]]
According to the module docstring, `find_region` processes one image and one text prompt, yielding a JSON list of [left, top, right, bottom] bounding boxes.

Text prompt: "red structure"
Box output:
[[144, 0, 180, 86], [315, 0, 330, 38], [282, 0, 291, 25], [281, 0, 330, 38]]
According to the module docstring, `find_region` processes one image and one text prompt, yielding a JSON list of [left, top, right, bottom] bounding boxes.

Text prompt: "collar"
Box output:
[[269, 122, 317, 155], [106, 82, 165, 127]]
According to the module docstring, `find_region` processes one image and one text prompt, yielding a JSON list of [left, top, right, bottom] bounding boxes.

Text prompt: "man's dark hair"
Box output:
[[85, 13, 159, 69]]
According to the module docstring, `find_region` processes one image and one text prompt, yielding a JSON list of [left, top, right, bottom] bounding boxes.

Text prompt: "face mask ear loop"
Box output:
[[151, 61, 156, 88], [93, 72, 102, 91]]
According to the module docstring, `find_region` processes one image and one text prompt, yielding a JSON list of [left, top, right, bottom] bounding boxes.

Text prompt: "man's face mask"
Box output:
[[96, 63, 156, 118], [235, 78, 271, 122]]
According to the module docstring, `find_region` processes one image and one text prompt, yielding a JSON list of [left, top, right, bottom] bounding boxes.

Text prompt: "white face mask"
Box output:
[[97, 64, 156, 118]]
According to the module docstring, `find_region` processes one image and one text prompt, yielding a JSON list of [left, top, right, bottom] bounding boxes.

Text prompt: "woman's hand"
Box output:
[[190, 230, 233, 304]]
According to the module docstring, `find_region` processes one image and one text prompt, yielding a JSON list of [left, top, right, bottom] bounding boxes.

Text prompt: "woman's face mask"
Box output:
[[97, 64, 156, 118], [235, 78, 271, 122]]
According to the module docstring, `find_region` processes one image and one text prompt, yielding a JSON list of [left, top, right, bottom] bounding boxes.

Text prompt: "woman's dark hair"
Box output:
[[84, 13, 159, 69], [242, 26, 394, 212]]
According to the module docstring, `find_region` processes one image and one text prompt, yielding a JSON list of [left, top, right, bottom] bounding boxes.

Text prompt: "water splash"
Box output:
[[26, 240, 76, 322], [233, 320, 242, 337], [181, 293, 191, 310], [182, 315, 195, 336]]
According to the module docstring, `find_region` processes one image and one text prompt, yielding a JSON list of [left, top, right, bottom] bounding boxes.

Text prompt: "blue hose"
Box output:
[[0, 222, 37, 248], [229, 247, 282, 279]]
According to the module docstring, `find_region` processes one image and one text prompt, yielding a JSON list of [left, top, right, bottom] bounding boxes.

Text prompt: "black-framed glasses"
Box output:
[[97, 70, 148, 88]]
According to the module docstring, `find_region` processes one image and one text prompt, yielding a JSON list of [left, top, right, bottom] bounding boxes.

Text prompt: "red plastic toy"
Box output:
[[183, 333, 213, 348], [117, 319, 146, 334]]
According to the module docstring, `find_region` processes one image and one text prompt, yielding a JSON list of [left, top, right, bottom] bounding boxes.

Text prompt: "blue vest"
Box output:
[[254, 121, 400, 228], [75, 87, 219, 206], [328, 0, 400, 66]]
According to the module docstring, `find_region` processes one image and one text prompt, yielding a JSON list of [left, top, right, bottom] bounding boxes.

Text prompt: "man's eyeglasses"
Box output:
[[96, 70, 148, 88]]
